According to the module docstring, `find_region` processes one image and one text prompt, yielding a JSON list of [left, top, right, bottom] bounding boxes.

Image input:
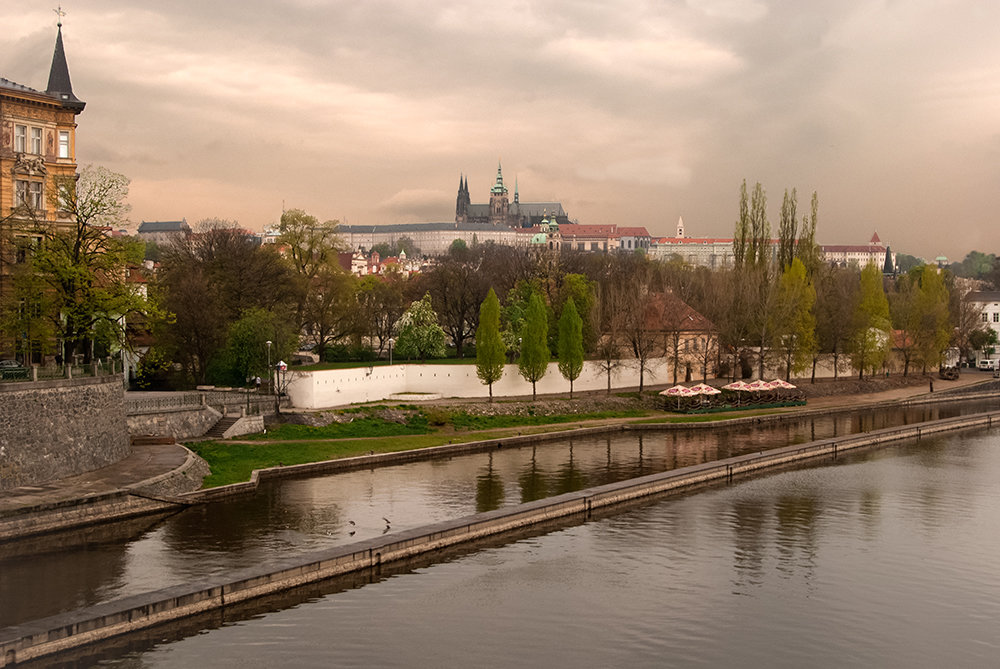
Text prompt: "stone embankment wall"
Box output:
[[0, 377, 130, 492], [126, 406, 221, 441]]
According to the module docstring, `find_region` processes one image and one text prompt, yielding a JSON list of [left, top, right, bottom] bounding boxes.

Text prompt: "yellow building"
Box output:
[[1, 22, 84, 357], [1, 22, 84, 284]]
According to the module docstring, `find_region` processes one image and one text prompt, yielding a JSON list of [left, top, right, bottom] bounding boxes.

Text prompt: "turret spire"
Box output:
[[46, 14, 84, 110]]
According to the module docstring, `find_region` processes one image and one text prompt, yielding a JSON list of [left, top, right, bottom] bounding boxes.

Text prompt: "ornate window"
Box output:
[[58, 131, 70, 158], [14, 124, 26, 152], [30, 127, 42, 154], [16, 180, 44, 210]]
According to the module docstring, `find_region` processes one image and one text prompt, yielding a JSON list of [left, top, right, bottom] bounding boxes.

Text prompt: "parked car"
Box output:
[[0, 359, 28, 380], [977, 359, 998, 371]]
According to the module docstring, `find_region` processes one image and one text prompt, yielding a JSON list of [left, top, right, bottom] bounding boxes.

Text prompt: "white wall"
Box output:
[[284, 354, 857, 410]]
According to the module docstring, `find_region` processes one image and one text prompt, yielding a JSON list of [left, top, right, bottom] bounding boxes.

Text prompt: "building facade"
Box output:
[[1, 22, 85, 355]]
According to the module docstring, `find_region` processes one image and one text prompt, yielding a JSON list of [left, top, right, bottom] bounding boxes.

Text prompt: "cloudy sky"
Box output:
[[3, 1, 998, 259]]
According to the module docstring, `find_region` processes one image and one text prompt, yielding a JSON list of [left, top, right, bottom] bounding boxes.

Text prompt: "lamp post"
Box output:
[[389, 337, 395, 366], [265, 340, 272, 399]]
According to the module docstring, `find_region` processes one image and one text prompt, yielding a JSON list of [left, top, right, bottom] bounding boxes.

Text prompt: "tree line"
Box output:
[[3, 171, 994, 392]]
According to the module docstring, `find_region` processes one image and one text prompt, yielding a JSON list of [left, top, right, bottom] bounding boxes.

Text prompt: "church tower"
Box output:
[[676, 216, 685, 239], [489, 162, 510, 226], [455, 174, 470, 223]]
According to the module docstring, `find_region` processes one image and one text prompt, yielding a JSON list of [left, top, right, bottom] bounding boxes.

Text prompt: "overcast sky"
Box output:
[[3, 1, 998, 260]]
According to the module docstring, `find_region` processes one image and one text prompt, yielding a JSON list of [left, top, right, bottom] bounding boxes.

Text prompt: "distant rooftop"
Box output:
[[138, 220, 191, 233]]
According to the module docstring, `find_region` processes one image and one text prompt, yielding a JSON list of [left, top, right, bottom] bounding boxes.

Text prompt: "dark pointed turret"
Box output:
[[46, 22, 85, 111]]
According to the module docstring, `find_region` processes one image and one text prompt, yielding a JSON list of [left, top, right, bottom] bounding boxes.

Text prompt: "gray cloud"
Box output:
[[1, 0, 998, 259]]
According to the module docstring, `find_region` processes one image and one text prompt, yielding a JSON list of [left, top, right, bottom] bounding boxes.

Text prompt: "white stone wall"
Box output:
[[286, 354, 852, 409]]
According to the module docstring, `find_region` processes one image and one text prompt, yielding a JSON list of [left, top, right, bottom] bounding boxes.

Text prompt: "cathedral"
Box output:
[[455, 163, 571, 228]]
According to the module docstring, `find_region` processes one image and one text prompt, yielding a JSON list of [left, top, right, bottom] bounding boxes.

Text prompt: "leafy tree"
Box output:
[[851, 264, 891, 379], [423, 244, 489, 357], [475, 288, 505, 401], [357, 272, 406, 358], [213, 307, 295, 387], [301, 264, 358, 360], [518, 292, 550, 399], [395, 293, 446, 362], [556, 273, 597, 353], [155, 224, 296, 384], [557, 297, 584, 398], [911, 266, 952, 371], [814, 265, 860, 380], [895, 253, 923, 273], [277, 208, 345, 331], [773, 258, 817, 379], [6, 166, 152, 362]]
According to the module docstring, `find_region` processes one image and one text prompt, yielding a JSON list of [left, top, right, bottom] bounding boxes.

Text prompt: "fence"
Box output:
[[0, 359, 125, 384], [124, 389, 284, 416]]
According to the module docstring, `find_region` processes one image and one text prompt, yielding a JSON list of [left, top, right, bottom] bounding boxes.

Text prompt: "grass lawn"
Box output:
[[188, 404, 789, 488], [191, 424, 582, 488]]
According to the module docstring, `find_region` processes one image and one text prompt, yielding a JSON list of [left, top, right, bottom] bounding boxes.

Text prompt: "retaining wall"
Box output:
[[3, 409, 998, 666], [0, 447, 209, 542], [125, 406, 222, 441], [0, 377, 130, 492]]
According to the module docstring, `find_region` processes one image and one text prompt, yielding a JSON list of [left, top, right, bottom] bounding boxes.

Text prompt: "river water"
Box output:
[[85, 427, 1000, 669], [3, 399, 1000, 660]]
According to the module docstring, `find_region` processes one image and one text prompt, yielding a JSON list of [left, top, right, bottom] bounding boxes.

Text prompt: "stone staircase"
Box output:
[[203, 416, 240, 440]]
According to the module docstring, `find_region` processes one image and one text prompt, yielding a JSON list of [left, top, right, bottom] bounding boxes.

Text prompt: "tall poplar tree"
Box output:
[[557, 297, 584, 398], [777, 188, 798, 271], [518, 292, 550, 400], [475, 288, 505, 402]]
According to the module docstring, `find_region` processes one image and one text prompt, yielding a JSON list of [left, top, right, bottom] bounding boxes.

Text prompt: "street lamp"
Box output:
[[389, 337, 395, 366], [265, 340, 272, 398]]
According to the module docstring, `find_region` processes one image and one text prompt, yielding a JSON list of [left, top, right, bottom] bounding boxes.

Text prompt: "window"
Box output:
[[16, 180, 44, 210], [30, 127, 42, 154], [58, 131, 70, 158], [14, 235, 42, 264], [994, 313, 999, 323], [14, 125, 26, 152], [983, 313, 990, 323]]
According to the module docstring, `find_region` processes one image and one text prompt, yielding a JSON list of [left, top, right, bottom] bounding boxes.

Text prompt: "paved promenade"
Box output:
[[0, 372, 992, 522]]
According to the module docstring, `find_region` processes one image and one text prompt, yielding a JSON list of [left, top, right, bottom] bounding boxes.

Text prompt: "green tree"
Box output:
[[518, 292, 550, 399], [912, 266, 952, 371], [556, 273, 596, 353], [10, 166, 152, 362], [557, 297, 584, 398], [851, 264, 891, 379], [277, 208, 345, 332], [773, 258, 817, 379], [475, 288, 506, 401], [214, 307, 295, 387], [395, 293, 446, 362]]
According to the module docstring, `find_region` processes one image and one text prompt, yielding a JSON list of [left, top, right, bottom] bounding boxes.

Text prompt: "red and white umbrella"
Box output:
[[746, 380, 772, 392], [689, 383, 721, 395], [660, 384, 696, 396], [769, 378, 797, 389]]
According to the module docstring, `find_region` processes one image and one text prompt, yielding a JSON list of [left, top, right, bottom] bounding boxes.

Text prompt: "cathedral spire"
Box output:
[[46, 16, 85, 110]]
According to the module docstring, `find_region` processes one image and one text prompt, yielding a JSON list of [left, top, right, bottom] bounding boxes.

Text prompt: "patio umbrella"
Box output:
[[689, 383, 721, 395], [722, 381, 751, 391], [746, 380, 771, 392], [769, 379, 796, 389]]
